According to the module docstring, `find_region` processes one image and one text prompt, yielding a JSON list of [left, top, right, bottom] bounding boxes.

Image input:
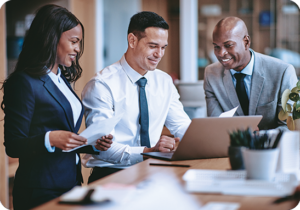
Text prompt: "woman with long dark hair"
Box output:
[[2, 4, 111, 209]]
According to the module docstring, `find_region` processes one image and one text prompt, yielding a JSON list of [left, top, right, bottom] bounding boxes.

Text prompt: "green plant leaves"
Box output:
[[296, 100, 300, 111], [278, 109, 289, 120], [293, 108, 300, 120], [229, 128, 281, 149], [282, 89, 291, 111], [297, 81, 300, 90], [292, 87, 299, 93], [229, 128, 252, 147], [289, 92, 300, 102], [280, 81, 300, 124], [286, 104, 292, 112]]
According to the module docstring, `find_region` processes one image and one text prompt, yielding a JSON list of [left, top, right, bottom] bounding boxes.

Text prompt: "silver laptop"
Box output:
[[141, 116, 262, 161]]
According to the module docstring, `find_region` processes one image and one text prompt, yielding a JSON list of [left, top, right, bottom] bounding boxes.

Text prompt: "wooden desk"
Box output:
[[34, 158, 298, 210]]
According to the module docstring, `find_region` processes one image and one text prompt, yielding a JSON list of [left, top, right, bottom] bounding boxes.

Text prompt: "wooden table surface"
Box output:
[[34, 158, 299, 210]]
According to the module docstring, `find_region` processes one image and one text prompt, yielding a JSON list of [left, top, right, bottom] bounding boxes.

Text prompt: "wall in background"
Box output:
[[103, 0, 141, 67]]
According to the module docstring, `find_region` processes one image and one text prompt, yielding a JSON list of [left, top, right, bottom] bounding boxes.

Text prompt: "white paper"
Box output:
[[60, 186, 89, 202], [91, 186, 136, 204], [60, 185, 136, 204], [64, 99, 125, 152], [183, 169, 298, 197], [201, 202, 240, 210], [219, 106, 238, 117]]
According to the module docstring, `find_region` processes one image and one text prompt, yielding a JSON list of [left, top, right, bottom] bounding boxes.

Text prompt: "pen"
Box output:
[[149, 163, 190, 167], [272, 130, 283, 149], [273, 192, 300, 204], [81, 189, 95, 204]]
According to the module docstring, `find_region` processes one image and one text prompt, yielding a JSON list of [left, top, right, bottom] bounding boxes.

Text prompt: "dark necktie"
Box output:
[[234, 73, 249, 115], [136, 77, 151, 148]]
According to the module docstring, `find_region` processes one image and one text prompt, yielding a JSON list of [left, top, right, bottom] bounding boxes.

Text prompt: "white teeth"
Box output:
[[222, 58, 231, 62]]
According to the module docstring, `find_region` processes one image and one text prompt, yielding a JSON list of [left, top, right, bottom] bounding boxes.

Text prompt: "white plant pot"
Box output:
[[242, 148, 279, 181], [294, 119, 300, 131]]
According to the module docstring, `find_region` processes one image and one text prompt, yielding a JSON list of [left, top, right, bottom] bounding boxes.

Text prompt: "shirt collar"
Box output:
[[48, 67, 62, 83], [230, 50, 254, 76], [120, 54, 150, 85]]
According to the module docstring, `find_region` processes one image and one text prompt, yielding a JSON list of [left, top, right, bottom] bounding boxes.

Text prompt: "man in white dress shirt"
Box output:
[[82, 11, 191, 183]]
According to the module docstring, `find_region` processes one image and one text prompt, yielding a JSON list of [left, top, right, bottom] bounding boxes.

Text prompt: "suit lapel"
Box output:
[[40, 74, 75, 132], [249, 52, 265, 115], [60, 75, 84, 132], [223, 69, 244, 115]]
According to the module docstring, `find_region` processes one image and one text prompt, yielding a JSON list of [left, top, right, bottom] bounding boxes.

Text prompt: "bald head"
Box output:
[[212, 17, 251, 71], [214, 17, 249, 39]]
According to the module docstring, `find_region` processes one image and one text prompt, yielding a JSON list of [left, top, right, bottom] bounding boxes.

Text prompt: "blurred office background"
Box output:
[[0, 0, 300, 209]]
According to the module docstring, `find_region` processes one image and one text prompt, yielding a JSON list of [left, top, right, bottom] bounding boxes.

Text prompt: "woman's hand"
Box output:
[[49, 131, 87, 151], [95, 134, 113, 151]]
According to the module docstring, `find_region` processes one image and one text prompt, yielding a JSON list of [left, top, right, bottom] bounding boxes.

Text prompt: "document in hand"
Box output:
[[219, 106, 238, 117], [64, 99, 125, 152]]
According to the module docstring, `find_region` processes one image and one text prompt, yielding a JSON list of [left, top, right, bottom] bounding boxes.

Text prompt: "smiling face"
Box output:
[[126, 27, 168, 75], [54, 24, 83, 73], [212, 22, 251, 71]]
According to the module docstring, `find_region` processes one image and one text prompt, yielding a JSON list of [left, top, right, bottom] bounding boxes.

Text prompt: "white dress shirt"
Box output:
[[81, 55, 191, 168], [44, 68, 82, 164]]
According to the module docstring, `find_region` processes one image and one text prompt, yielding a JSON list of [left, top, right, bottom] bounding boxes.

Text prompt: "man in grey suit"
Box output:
[[204, 16, 298, 130]]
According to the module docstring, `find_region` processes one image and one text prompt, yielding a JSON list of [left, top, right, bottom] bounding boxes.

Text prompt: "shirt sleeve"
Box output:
[[164, 81, 191, 139], [91, 142, 144, 165], [82, 78, 144, 165], [44, 131, 55, 152]]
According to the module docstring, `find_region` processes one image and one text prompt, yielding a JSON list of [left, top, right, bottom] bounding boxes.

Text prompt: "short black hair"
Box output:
[[127, 11, 169, 40]]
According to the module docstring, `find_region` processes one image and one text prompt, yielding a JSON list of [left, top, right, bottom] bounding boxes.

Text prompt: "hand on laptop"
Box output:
[[143, 135, 180, 153], [95, 134, 113, 151]]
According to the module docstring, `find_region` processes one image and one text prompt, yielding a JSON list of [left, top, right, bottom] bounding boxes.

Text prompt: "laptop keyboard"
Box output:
[[157, 152, 174, 158]]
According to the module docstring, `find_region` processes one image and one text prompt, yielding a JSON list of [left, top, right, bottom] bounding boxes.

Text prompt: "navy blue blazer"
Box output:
[[3, 71, 95, 190]]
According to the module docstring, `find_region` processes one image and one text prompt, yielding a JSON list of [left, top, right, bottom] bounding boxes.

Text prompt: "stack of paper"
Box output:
[[183, 169, 298, 197]]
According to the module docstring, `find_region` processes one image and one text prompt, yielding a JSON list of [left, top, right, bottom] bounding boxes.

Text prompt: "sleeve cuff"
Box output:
[[45, 131, 55, 152], [92, 145, 100, 152]]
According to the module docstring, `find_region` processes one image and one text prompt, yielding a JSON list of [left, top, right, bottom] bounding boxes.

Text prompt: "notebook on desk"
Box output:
[[141, 116, 262, 161]]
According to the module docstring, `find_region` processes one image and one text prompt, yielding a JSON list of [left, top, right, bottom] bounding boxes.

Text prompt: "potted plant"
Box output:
[[229, 128, 282, 178], [278, 80, 300, 130], [228, 128, 252, 170]]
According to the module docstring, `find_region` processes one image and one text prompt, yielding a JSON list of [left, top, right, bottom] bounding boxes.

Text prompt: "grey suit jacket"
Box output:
[[204, 51, 298, 130]]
